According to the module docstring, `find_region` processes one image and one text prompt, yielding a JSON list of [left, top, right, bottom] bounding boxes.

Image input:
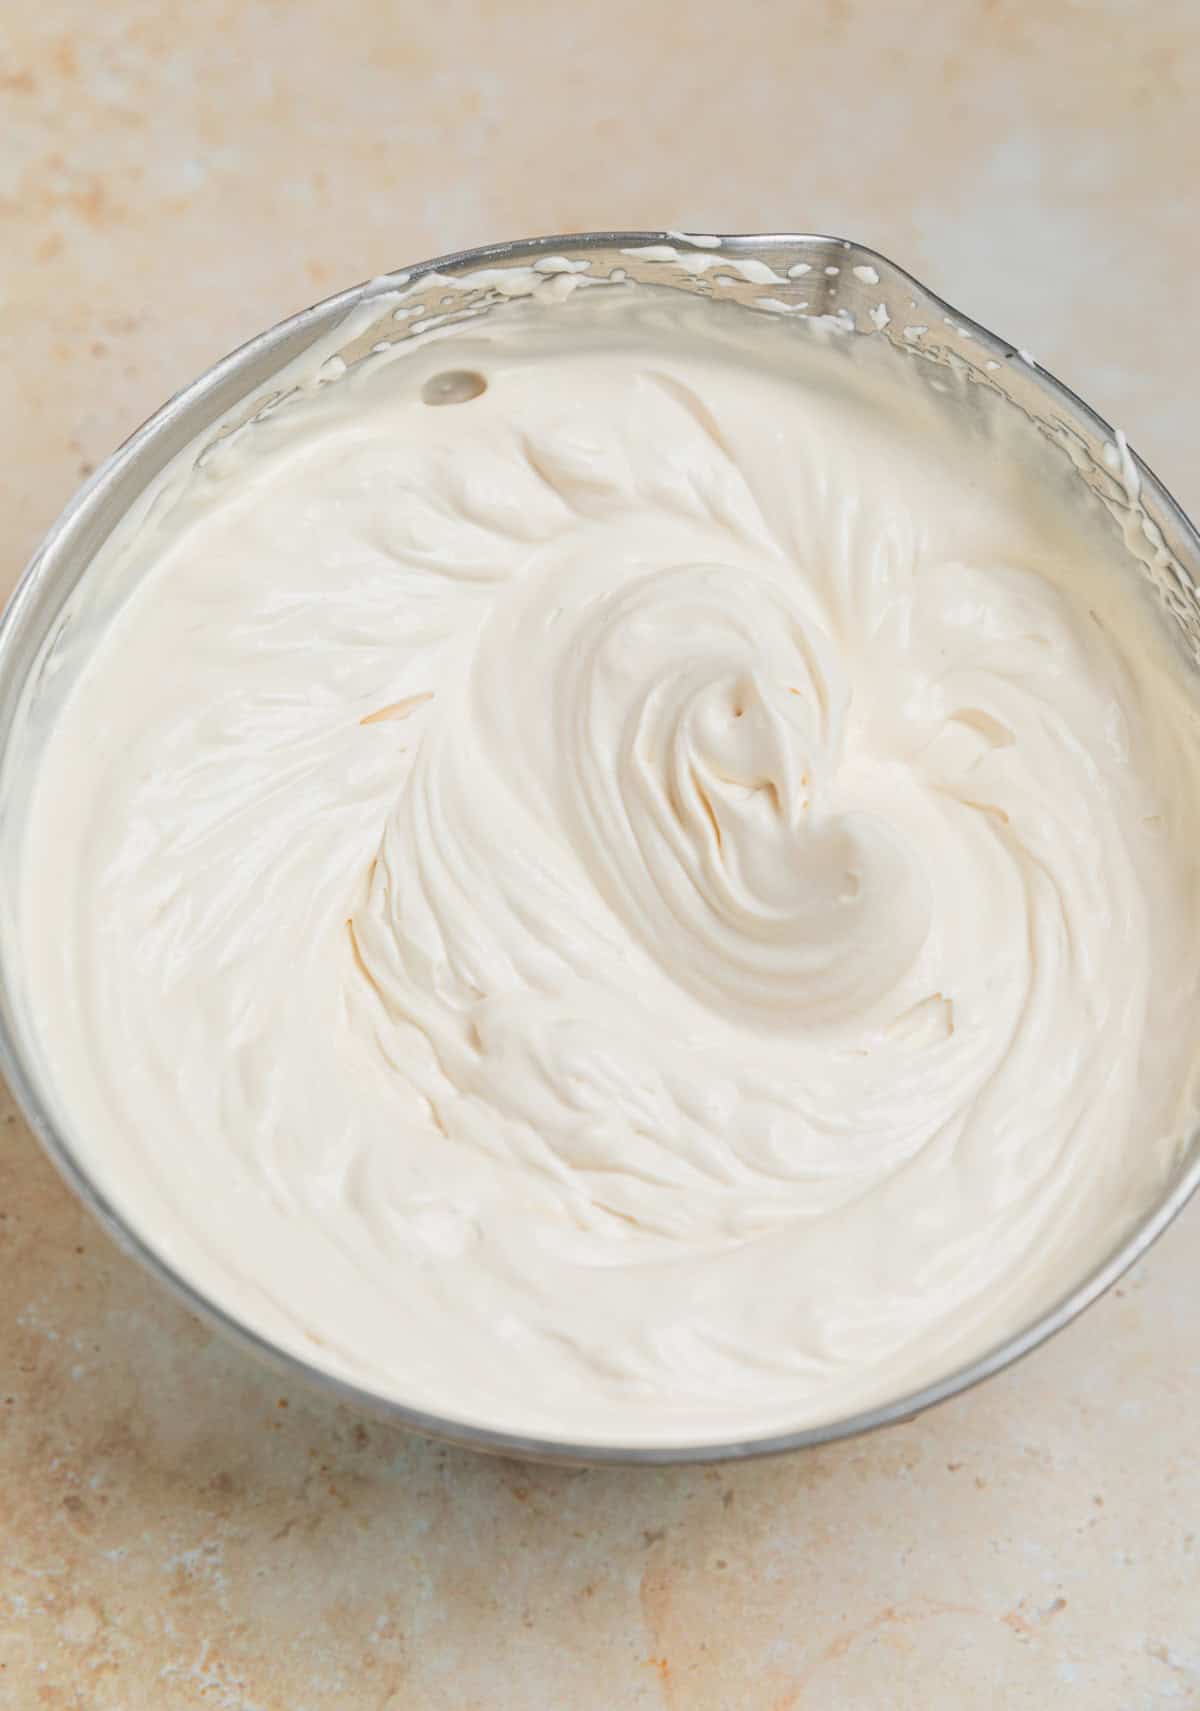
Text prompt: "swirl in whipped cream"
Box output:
[[21, 290, 1200, 1443]]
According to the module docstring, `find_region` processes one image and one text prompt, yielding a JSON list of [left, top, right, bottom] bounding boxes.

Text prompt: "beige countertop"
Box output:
[[3, 2, 1199, 1704]]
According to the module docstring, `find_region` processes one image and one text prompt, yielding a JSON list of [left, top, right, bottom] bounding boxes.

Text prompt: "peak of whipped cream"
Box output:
[[20, 289, 1200, 1445]]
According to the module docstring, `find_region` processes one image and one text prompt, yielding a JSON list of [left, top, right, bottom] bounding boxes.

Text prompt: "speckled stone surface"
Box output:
[[3, 3, 1200, 1704]]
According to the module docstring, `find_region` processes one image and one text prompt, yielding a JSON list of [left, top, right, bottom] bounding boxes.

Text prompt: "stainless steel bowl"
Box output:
[[4, 231, 1200, 1465]]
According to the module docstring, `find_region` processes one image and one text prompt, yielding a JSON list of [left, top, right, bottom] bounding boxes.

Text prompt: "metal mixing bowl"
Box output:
[[3, 231, 1200, 1465]]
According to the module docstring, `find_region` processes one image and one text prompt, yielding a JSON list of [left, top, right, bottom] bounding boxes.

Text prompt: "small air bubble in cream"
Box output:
[[422, 370, 488, 406]]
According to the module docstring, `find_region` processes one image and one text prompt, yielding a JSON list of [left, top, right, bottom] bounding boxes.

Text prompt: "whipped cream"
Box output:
[[20, 288, 1200, 1445]]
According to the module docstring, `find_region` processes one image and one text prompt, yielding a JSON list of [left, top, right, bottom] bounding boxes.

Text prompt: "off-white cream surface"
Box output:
[[20, 290, 1200, 1445]]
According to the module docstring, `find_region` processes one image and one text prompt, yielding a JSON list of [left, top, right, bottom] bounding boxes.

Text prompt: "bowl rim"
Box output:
[[4, 227, 1200, 1466]]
